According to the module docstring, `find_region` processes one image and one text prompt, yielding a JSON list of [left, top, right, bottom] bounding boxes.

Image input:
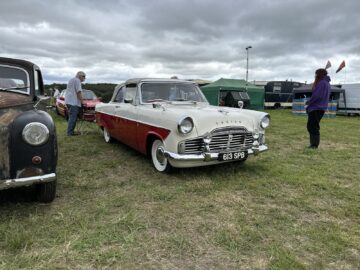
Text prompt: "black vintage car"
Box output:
[[0, 57, 57, 202]]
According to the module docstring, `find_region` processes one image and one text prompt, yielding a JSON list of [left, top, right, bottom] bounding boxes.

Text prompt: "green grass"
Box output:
[[0, 110, 359, 269]]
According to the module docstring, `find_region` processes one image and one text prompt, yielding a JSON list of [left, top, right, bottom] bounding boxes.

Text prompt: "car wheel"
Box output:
[[37, 180, 57, 203], [151, 139, 172, 173], [103, 127, 113, 143]]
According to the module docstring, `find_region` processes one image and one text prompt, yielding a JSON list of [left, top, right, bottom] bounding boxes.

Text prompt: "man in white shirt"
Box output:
[[65, 71, 86, 136]]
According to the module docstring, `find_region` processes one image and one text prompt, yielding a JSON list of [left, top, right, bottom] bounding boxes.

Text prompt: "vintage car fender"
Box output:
[[8, 109, 58, 179]]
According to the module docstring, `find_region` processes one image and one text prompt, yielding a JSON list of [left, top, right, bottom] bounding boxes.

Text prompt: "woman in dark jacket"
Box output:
[[305, 68, 330, 148]]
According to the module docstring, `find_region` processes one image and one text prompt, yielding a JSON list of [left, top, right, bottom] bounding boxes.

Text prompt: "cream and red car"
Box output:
[[95, 78, 270, 172]]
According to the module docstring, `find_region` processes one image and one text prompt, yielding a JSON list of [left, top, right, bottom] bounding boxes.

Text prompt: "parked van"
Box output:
[[338, 83, 360, 115], [264, 81, 304, 108]]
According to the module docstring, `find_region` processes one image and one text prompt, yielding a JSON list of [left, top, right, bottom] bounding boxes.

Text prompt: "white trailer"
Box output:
[[338, 83, 360, 115]]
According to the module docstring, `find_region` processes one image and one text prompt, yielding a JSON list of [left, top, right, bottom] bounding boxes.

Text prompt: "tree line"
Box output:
[[45, 83, 117, 102]]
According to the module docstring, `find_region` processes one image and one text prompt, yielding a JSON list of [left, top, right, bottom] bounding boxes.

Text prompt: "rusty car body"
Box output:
[[0, 57, 57, 202]]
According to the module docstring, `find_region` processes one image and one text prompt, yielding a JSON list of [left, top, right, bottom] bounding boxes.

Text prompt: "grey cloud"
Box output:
[[1, 0, 360, 84]]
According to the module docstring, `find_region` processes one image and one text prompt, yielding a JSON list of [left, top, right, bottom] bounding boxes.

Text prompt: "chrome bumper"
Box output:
[[164, 144, 268, 162], [0, 173, 56, 190]]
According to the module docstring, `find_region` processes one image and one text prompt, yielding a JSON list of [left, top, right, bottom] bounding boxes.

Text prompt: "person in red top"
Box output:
[[305, 68, 330, 149]]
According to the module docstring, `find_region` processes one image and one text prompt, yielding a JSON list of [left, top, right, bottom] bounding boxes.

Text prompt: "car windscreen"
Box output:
[[141, 83, 207, 102], [0, 65, 29, 94], [82, 90, 97, 100]]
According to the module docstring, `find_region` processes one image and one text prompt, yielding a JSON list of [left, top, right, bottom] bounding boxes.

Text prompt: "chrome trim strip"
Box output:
[[0, 173, 56, 190], [164, 144, 268, 162]]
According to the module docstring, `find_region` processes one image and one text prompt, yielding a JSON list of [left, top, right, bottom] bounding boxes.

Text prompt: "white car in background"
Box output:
[[95, 78, 270, 172]]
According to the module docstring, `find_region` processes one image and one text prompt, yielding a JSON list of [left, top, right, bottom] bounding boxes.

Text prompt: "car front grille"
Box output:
[[82, 106, 95, 113], [179, 127, 254, 154]]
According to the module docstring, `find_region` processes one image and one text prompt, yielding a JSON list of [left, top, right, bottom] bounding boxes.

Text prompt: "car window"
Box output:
[[82, 90, 96, 100], [34, 69, 43, 96], [0, 65, 30, 94], [141, 83, 206, 102], [124, 86, 136, 101], [114, 86, 125, 103]]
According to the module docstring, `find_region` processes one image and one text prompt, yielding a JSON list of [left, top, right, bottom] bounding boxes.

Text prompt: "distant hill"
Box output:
[[45, 83, 117, 102]]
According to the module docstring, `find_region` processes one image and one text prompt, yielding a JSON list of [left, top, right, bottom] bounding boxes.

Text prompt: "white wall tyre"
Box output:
[[151, 139, 172, 173], [103, 127, 113, 143]]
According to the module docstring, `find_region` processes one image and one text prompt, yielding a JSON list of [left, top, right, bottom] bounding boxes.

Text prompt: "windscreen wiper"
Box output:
[[0, 86, 29, 91]]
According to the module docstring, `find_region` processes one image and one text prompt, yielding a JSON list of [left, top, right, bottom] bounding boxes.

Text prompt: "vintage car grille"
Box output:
[[82, 106, 95, 114], [180, 127, 254, 154]]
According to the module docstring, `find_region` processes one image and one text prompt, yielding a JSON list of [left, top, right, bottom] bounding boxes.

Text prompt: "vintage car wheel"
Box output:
[[36, 181, 57, 203], [103, 127, 113, 143], [151, 139, 172, 173]]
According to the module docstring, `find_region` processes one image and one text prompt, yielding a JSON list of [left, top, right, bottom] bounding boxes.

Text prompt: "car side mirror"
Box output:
[[124, 97, 133, 104], [238, 101, 244, 109], [34, 96, 50, 110]]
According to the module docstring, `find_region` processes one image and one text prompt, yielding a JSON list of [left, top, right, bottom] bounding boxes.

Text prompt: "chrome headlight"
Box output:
[[260, 115, 270, 129], [177, 117, 194, 134], [22, 122, 50, 146]]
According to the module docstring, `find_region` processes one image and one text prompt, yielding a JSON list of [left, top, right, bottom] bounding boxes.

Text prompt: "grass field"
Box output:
[[0, 110, 359, 269]]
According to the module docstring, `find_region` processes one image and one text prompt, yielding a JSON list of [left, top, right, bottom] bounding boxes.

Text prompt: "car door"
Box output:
[[113, 85, 139, 149], [105, 85, 125, 142]]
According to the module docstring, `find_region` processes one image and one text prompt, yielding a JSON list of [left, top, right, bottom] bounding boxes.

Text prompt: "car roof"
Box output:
[[115, 78, 197, 90], [125, 78, 196, 85], [0, 57, 36, 70]]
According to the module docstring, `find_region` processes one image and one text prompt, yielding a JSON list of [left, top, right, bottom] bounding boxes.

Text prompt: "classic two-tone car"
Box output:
[[0, 57, 57, 202], [95, 78, 270, 172]]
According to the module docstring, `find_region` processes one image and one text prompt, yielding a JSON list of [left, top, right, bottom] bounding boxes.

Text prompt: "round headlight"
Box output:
[[178, 117, 194, 134], [260, 115, 270, 129], [22, 122, 50, 146]]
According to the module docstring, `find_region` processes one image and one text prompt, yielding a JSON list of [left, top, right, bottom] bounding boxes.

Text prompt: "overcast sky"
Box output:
[[1, 0, 359, 84]]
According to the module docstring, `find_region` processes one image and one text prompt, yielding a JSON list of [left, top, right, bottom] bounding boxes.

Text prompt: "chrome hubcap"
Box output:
[[156, 146, 165, 165]]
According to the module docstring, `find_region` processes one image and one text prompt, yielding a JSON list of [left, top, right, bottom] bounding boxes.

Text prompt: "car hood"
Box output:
[[82, 99, 100, 107], [0, 92, 32, 110], [152, 102, 267, 136]]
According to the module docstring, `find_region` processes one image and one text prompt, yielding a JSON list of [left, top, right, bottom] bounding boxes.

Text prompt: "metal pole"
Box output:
[[245, 46, 252, 82]]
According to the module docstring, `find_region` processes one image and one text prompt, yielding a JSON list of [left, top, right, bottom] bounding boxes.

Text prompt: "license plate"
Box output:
[[218, 151, 247, 161]]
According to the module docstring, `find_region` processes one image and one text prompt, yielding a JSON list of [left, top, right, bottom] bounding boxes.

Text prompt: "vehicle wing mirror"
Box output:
[[34, 96, 50, 110]]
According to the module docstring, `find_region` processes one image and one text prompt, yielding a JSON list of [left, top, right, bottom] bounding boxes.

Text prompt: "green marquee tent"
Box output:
[[200, 78, 265, 110]]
